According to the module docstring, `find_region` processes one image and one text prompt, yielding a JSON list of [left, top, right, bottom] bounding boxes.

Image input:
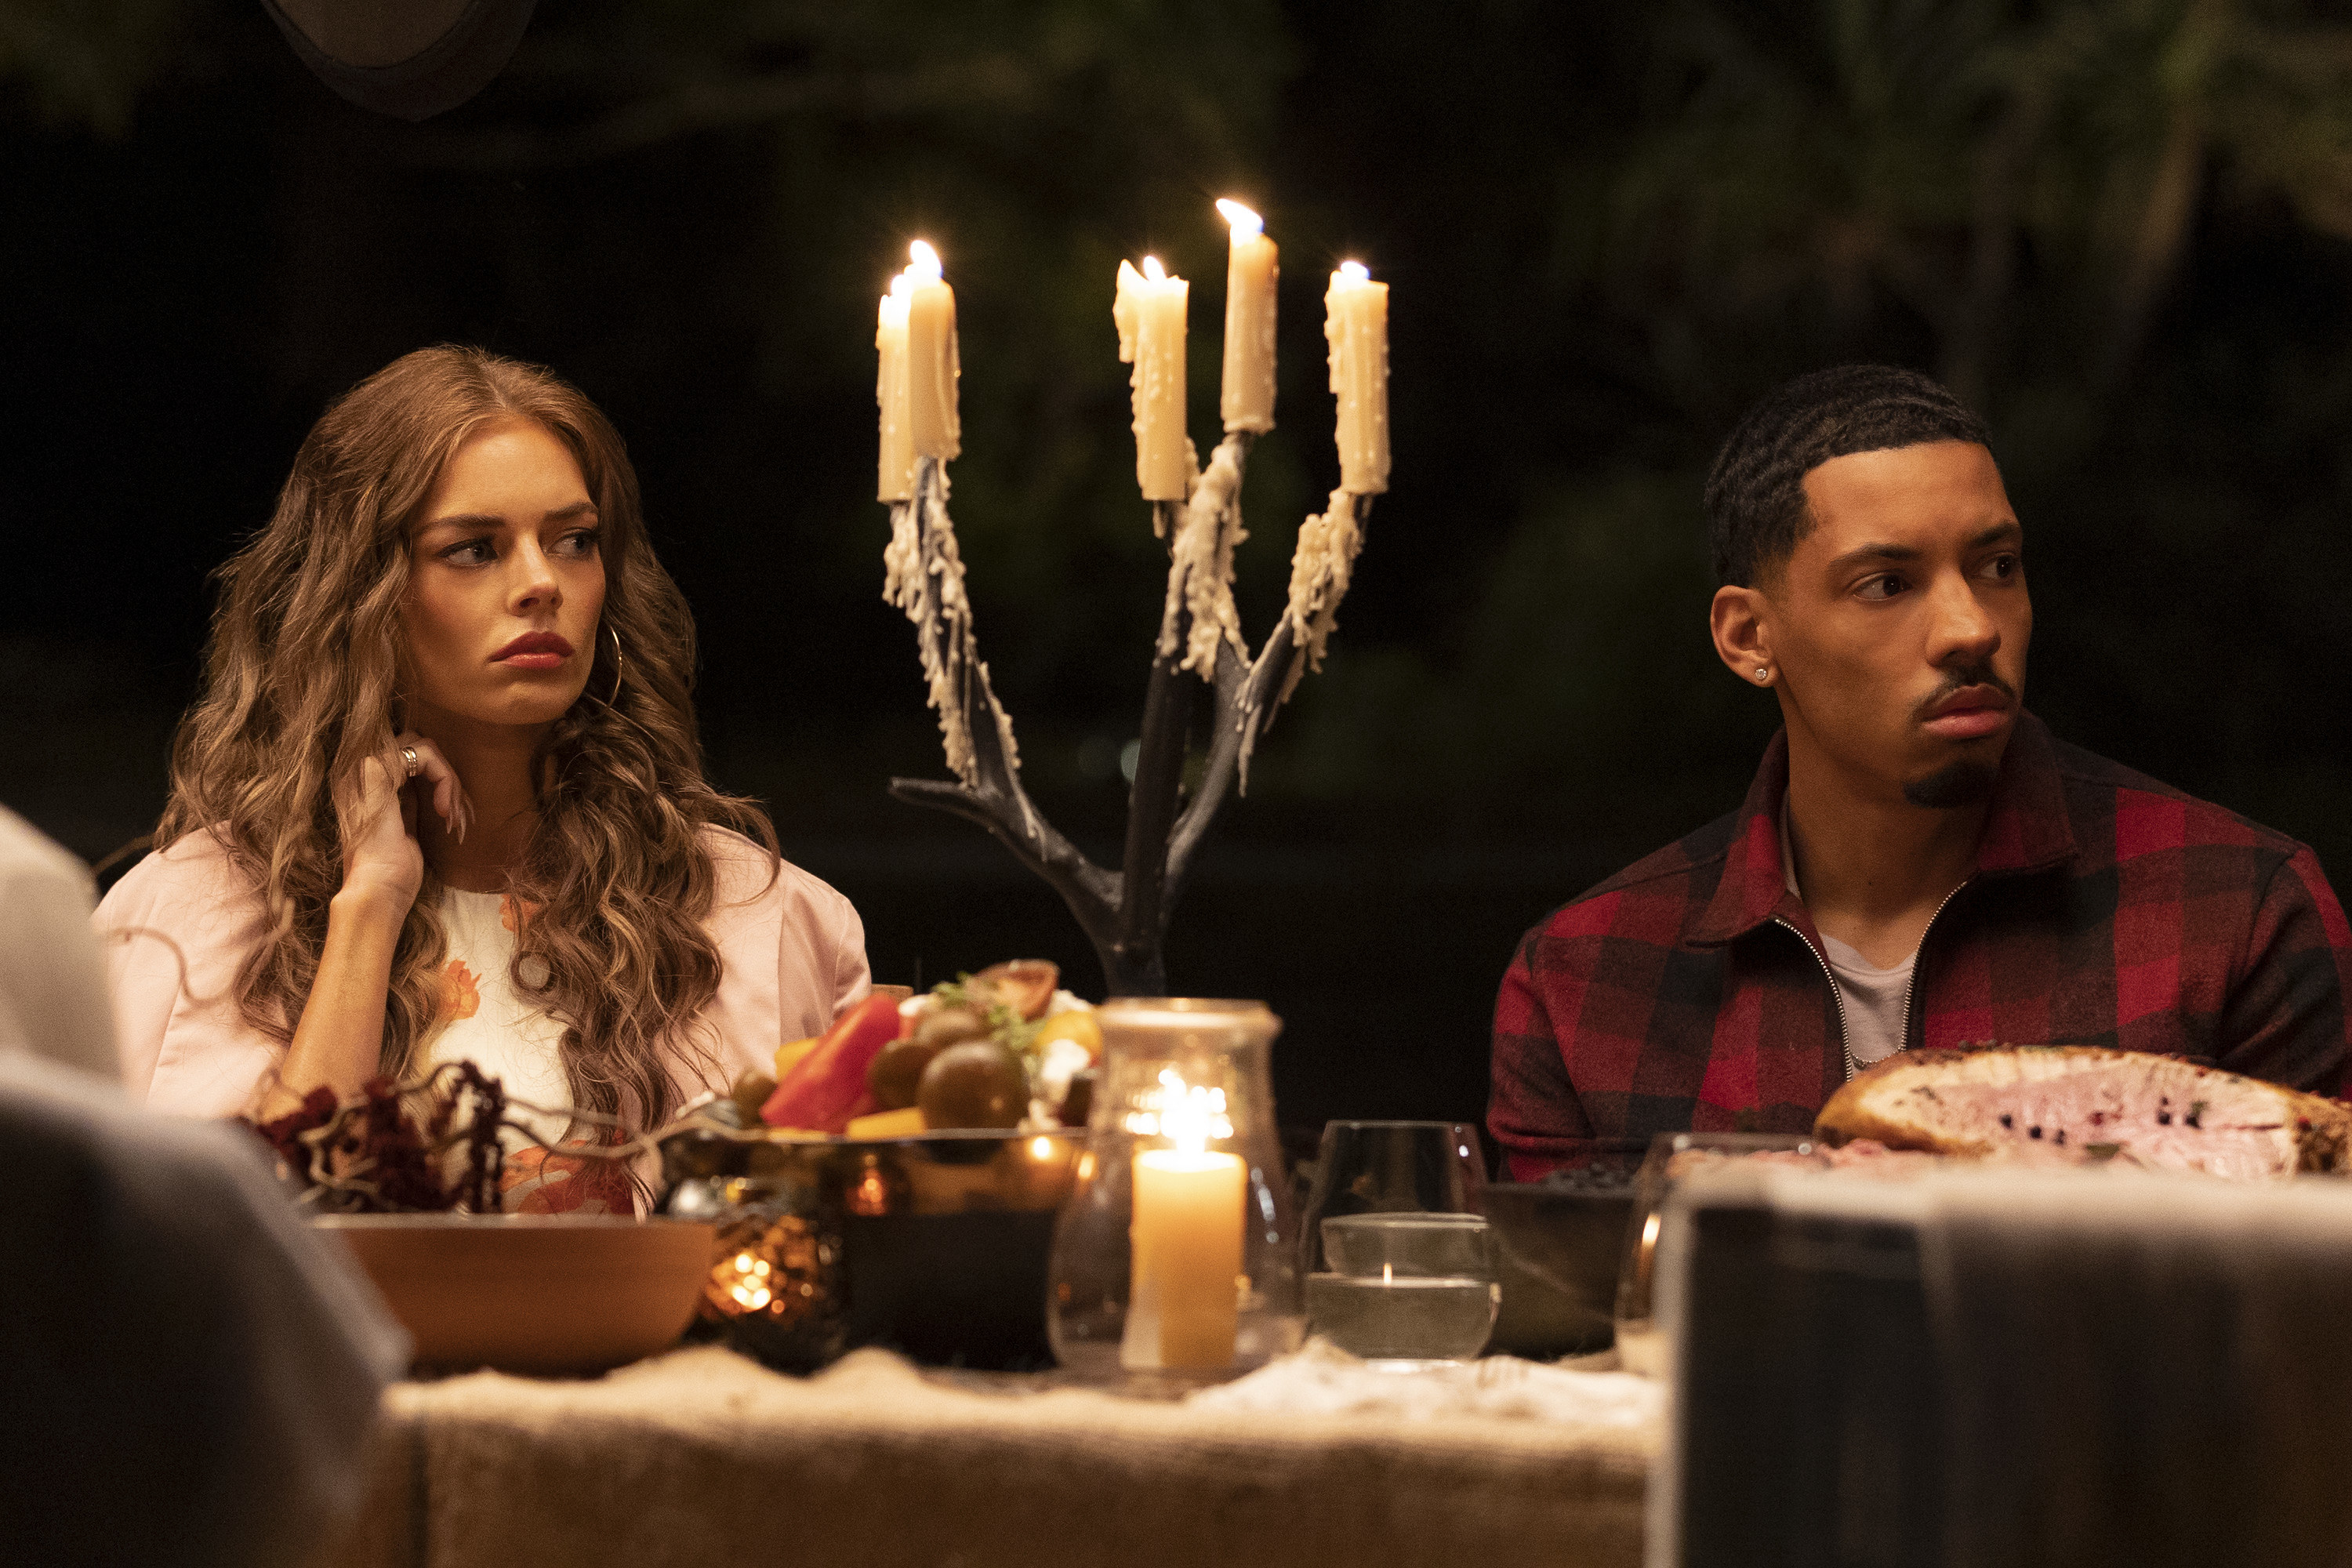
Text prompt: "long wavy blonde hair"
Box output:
[[158, 345, 778, 1128]]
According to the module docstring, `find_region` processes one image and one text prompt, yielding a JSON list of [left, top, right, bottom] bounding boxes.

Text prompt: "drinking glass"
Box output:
[[1611, 1131, 1825, 1375], [1307, 1211, 1500, 1362], [1297, 1120, 1486, 1276]]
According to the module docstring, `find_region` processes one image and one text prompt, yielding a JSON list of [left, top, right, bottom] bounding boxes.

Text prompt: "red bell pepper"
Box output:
[[760, 993, 906, 1133]]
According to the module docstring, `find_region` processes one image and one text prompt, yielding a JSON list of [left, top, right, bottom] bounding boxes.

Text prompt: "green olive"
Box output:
[[912, 1004, 992, 1053], [866, 1037, 942, 1111], [916, 1040, 1029, 1130], [729, 1069, 777, 1123]]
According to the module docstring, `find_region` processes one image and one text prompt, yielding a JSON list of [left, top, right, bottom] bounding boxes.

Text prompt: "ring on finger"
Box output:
[[401, 745, 421, 779]]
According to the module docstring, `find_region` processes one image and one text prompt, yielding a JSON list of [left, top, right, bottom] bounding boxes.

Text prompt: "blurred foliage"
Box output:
[[4, 0, 2351, 887]]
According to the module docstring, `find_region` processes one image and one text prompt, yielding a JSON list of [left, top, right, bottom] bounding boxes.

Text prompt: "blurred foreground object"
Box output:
[[0, 804, 115, 1079], [1655, 1162, 2352, 1568], [261, 0, 535, 120], [0, 1053, 407, 1568]]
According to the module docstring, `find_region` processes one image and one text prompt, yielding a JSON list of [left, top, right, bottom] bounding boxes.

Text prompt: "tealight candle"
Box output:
[[1324, 260, 1388, 494], [1112, 255, 1191, 501], [1217, 199, 1277, 434]]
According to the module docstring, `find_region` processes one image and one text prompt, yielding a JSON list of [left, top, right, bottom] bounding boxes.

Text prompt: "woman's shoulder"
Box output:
[[95, 828, 266, 934], [699, 824, 855, 920]]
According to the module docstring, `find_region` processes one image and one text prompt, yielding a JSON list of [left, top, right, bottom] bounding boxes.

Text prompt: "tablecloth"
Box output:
[[324, 1344, 1654, 1568]]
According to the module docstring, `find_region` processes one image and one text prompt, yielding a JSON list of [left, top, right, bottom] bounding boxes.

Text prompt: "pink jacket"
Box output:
[[94, 826, 869, 1119]]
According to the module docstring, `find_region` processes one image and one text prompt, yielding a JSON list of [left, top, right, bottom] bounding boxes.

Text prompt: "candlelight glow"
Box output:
[[1142, 254, 1167, 283], [908, 239, 942, 281], [1030, 1135, 1054, 1160], [1123, 1066, 1233, 1152], [1215, 199, 1263, 240], [1339, 260, 1370, 283]]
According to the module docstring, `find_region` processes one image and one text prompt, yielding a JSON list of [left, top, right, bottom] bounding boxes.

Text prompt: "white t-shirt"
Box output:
[[422, 887, 636, 1214], [1781, 809, 1916, 1069]]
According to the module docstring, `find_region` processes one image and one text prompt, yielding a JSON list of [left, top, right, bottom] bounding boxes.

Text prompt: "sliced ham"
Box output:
[[1816, 1046, 2351, 1181]]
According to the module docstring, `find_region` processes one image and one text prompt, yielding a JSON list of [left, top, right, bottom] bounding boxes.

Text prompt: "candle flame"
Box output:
[[1123, 1065, 1232, 1152], [1142, 255, 1167, 284], [1215, 198, 1263, 240], [1029, 1135, 1054, 1161], [908, 239, 942, 281], [1383, 1262, 1393, 1284], [1339, 260, 1370, 283]]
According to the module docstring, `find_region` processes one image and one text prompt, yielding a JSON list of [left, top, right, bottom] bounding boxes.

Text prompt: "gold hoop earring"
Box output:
[[604, 625, 626, 706]]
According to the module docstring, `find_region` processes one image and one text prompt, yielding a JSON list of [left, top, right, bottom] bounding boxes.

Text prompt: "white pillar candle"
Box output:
[[1325, 260, 1389, 495], [903, 241, 960, 465], [876, 274, 913, 502], [1113, 255, 1191, 502], [1126, 1147, 1246, 1369], [1216, 199, 1277, 434]]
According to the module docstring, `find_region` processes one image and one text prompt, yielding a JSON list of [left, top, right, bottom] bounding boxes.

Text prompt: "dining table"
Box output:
[[319, 1341, 1656, 1568]]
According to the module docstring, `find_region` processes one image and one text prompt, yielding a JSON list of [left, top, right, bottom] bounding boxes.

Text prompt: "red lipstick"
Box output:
[[492, 630, 573, 670]]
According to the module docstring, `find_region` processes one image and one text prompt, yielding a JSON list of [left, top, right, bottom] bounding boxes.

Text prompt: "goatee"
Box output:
[[1903, 759, 1999, 809]]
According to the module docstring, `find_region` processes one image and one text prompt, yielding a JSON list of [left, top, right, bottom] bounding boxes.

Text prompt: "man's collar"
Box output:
[[1686, 710, 2078, 947]]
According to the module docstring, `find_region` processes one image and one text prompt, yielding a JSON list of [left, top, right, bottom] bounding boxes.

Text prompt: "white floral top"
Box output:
[[422, 888, 636, 1213]]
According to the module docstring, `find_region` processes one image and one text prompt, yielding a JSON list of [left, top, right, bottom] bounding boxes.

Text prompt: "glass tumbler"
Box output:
[[1612, 1131, 1824, 1376], [1307, 1212, 1500, 1362], [1046, 999, 1304, 1383]]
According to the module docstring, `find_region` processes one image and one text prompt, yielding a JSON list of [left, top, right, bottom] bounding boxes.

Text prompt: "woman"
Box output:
[[98, 346, 868, 1208]]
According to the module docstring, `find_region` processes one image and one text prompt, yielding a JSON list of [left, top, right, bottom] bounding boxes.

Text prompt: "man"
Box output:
[[1489, 365, 2352, 1178]]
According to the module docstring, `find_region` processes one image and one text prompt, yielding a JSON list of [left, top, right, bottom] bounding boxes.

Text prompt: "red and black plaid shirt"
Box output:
[[1489, 713, 2352, 1179]]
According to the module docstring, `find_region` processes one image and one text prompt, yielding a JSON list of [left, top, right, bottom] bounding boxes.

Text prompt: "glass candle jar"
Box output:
[[1046, 999, 1304, 1382]]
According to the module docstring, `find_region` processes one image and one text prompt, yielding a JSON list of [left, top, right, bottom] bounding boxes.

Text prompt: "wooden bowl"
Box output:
[[315, 1214, 716, 1375]]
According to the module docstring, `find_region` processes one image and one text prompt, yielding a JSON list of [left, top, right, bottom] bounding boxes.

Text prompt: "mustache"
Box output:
[[1914, 664, 2016, 722]]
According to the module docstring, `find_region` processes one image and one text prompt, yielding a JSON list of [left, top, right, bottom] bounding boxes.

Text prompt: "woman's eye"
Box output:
[[441, 539, 495, 566], [1857, 573, 1907, 601], [555, 528, 601, 558]]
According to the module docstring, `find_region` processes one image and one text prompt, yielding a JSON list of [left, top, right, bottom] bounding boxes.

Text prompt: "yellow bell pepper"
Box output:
[[774, 1035, 819, 1082], [844, 1106, 928, 1140], [1034, 1009, 1103, 1061]]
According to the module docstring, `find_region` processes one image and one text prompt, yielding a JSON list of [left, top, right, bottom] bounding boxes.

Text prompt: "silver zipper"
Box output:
[[1775, 916, 1859, 1081], [1895, 880, 1973, 1064], [1780, 876, 1971, 1083]]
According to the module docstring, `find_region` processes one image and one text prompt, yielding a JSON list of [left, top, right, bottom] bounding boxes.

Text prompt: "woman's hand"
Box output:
[[332, 732, 471, 917]]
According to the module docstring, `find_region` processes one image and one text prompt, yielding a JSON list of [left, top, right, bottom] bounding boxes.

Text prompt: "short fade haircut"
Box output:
[[1703, 365, 1993, 586]]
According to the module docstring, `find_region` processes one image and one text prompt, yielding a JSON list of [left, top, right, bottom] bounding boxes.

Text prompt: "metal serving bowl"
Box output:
[[657, 1126, 1084, 1372]]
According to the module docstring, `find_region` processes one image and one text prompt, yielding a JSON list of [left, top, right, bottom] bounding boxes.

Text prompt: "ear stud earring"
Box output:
[[1755, 667, 1770, 683]]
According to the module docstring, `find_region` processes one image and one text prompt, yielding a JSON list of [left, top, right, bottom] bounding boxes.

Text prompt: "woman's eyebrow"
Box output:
[[418, 512, 505, 535], [417, 500, 596, 535]]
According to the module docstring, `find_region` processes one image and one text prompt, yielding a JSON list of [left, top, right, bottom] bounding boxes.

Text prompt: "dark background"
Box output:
[[5, 0, 2351, 1136]]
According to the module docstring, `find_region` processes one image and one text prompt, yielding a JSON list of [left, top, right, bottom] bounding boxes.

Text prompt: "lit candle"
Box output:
[[1123, 1070, 1244, 1370], [904, 241, 960, 466], [876, 274, 913, 503], [1324, 260, 1389, 494], [1112, 255, 1191, 501], [1216, 199, 1277, 434]]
